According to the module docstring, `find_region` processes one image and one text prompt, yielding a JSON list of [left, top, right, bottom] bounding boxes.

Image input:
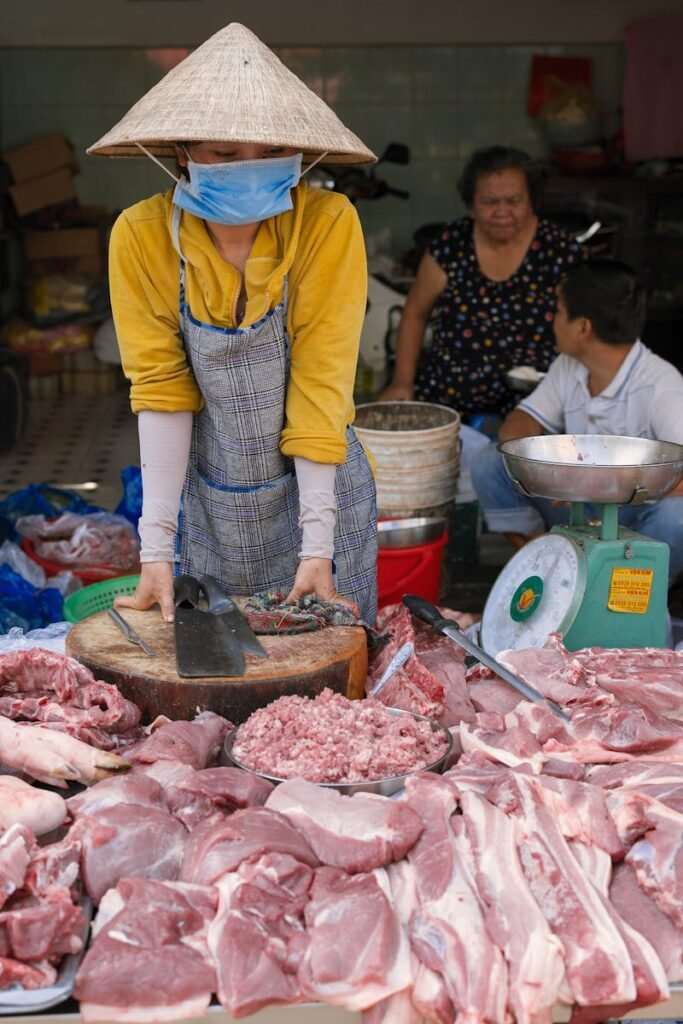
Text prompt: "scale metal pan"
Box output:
[[499, 434, 683, 505]]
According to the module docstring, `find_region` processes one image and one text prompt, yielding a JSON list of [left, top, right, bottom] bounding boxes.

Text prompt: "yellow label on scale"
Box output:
[[607, 567, 654, 614]]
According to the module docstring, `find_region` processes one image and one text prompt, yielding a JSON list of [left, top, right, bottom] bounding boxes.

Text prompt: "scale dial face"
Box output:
[[481, 534, 585, 657]]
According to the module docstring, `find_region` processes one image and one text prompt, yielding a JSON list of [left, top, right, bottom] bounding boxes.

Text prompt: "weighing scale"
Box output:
[[480, 435, 683, 657]]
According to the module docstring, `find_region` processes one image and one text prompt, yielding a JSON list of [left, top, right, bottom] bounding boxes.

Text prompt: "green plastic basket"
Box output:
[[63, 574, 140, 624]]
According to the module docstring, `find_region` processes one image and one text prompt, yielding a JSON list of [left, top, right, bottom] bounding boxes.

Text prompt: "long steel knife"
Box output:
[[403, 594, 570, 721]]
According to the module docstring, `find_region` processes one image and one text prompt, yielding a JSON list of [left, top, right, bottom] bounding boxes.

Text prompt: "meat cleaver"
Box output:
[[173, 574, 245, 678], [200, 575, 269, 659]]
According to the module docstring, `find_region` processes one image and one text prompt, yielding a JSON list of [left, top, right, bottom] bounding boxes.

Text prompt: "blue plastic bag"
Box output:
[[0, 483, 103, 530], [0, 564, 64, 633], [115, 465, 142, 530]]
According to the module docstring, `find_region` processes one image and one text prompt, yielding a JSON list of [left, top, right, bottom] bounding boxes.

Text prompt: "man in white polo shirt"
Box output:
[[471, 259, 683, 583]]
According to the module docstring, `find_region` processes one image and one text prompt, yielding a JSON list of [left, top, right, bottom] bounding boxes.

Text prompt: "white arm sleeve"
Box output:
[[137, 410, 193, 562], [294, 456, 337, 560], [518, 357, 570, 434]]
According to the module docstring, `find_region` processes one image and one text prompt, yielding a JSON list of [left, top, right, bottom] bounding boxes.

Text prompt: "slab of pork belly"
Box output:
[[461, 700, 683, 771], [459, 789, 567, 1024], [566, 842, 669, 1024], [265, 778, 423, 873], [611, 861, 683, 983], [402, 774, 508, 1024], [588, 761, 683, 814], [363, 858, 452, 1024], [482, 775, 638, 1008], [574, 646, 683, 718], [625, 797, 683, 930]]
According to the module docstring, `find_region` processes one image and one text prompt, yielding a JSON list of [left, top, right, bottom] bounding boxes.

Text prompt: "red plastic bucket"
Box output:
[[377, 530, 448, 608]]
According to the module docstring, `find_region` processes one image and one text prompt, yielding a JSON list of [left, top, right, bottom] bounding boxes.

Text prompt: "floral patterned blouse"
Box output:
[[415, 218, 582, 419]]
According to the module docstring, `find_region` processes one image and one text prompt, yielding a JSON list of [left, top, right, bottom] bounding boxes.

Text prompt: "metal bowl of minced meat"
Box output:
[[222, 696, 453, 797]]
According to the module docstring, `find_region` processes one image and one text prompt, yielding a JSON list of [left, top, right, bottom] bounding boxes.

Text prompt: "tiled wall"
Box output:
[[0, 43, 624, 250]]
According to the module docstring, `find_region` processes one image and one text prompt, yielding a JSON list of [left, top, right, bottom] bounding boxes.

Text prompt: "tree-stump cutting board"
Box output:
[[66, 609, 368, 726]]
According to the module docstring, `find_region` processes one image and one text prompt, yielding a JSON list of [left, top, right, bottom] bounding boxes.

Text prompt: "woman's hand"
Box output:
[[115, 561, 175, 622], [284, 557, 360, 617], [377, 380, 414, 402]]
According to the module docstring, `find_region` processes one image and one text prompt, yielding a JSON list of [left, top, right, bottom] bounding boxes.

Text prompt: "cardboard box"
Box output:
[[3, 133, 75, 184], [23, 225, 106, 278], [9, 168, 78, 218]]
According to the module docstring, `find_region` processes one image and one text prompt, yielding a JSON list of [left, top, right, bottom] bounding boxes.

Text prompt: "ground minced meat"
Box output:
[[231, 688, 448, 783]]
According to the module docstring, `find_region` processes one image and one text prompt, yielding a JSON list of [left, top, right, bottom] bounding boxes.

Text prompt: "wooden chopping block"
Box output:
[[65, 609, 368, 725]]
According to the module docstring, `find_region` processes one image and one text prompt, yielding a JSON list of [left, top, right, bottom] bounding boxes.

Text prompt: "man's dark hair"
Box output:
[[457, 146, 545, 212], [559, 259, 647, 345]]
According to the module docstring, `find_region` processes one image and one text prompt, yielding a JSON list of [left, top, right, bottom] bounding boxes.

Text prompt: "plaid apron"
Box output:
[[172, 207, 378, 623]]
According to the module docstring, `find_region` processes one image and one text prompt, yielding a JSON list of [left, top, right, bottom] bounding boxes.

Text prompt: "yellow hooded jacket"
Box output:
[[108, 181, 367, 464]]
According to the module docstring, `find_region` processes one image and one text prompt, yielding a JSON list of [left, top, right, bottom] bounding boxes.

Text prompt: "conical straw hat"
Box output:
[[88, 23, 375, 164]]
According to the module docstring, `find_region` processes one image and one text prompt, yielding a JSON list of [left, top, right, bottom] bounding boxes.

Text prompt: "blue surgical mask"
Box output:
[[172, 152, 303, 225]]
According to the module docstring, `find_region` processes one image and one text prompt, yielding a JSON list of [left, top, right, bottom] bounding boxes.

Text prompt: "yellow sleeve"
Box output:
[[108, 207, 203, 414], [281, 194, 366, 464]]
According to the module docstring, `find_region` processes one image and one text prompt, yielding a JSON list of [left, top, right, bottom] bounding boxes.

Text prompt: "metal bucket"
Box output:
[[354, 401, 461, 518]]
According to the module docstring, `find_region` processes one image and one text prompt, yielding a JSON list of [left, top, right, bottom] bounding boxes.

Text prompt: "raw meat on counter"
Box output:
[[0, 823, 86, 991], [467, 634, 683, 723], [71, 736, 683, 1022], [75, 877, 217, 1023], [5, 635, 683, 1019], [266, 778, 423, 873], [231, 688, 448, 783], [207, 854, 312, 1016], [181, 808, 320, 887], [71, 803, 188, 904], [0, 717, 131, 787], [125, 710, 232, 770], [0, 776, 66, 835], [0, 648, 143, 750], [298, 866, 412, 1011], [367, 604, 478, 724]]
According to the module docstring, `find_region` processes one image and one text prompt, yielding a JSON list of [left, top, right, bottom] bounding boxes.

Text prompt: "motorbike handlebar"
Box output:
[[384, 185, 410, 200]]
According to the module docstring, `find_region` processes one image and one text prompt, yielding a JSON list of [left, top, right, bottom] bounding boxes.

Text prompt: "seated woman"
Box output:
[[379, 145, 582, 419]]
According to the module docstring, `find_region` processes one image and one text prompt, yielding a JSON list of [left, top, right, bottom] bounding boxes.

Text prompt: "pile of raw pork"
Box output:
[[1, 607, 683, 1024]]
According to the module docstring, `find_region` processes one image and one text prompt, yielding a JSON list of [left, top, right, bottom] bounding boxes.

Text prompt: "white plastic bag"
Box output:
[[0, 539, 46, 588], [0, 621, 72, 655]]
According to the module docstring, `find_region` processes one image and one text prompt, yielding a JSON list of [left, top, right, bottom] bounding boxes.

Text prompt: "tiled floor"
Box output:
[[1, 387, 514, 613], [0, 387, 139, 512]]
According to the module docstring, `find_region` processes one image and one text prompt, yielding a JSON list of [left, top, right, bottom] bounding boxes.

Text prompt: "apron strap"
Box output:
[[171, 204, 184, 259]]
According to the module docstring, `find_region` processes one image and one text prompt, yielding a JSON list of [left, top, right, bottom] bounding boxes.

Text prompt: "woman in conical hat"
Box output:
[[89, 23, 378, 624]]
